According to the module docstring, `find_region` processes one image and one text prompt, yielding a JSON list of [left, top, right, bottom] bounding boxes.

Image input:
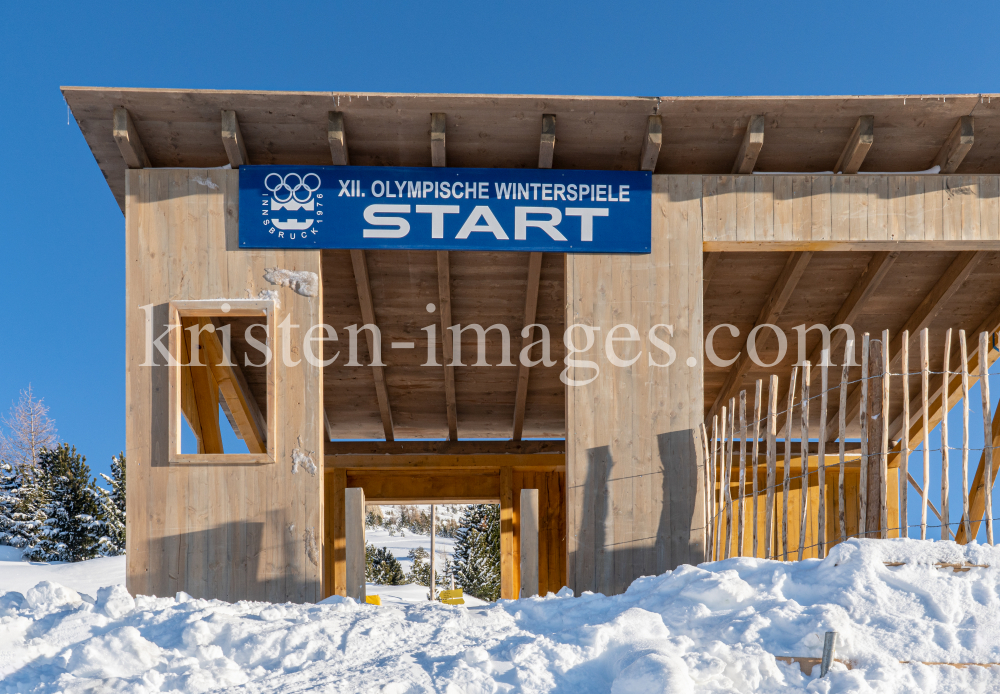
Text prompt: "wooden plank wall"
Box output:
[[703, 175, 1000, 250], [125, 169, 324, 603], [565, 175, 706, 596]]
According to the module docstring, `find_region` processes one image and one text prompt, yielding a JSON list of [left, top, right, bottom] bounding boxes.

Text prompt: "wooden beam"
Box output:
[[220, 110, 249, 168], [703, 252, 722, 294], [326, 452, 565, 470], [200, 318, 266, 453], [512, 253, 543, 440], [538, 114, 556, 168], [347, 470, 500, 503], [437, 251, 458, 440], [830, 251, 985, 441], [933, 116, 974, 173], [639, 115, 662, 172], [732, 115, 764, 174], [179, 325, 204, 450], [327, 111, 350, 165], [325, 439, 565, 455], [182, 321, 223, 454], [349, 249, 394, 441], [112, 107, 150, 169], [330, 468, 347, 597], [431, 113, 446, 167], [834, 115, 874, 174], [500, 466, 515, 599], [707, 251, 813, 423], [957, 367, 1000, 543]]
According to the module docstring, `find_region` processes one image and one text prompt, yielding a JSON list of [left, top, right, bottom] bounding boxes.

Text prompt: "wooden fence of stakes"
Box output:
[[705, 328, 998, 562]]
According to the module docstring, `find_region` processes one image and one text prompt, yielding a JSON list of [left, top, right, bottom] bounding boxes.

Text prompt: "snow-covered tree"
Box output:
[[0, 386, 57, 470], [23, 445, 104, 562], [367, 545, 406, 585], [452, 504, 501, 602], [0, 461, 45, 550], [96, 452, 126, 556]]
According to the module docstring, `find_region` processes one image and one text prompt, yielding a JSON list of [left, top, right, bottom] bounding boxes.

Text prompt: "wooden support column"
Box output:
[[345, 487, 366, 601], [566, 175, 704, 596], [933, 116, 974, 173], [519, 489, 539, 598], [732, 115, 764, 174], [329, 469, 347, 597], [500, 466, 514, 599], [221, 110, 249, 168], [834, 116, 874, 174]]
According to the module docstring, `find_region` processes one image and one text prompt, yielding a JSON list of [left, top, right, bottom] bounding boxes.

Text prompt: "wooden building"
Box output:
[[64, 87, 1000, 602]]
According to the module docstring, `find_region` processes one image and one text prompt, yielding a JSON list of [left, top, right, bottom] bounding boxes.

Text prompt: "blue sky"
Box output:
[[1, 1, 999, 538]]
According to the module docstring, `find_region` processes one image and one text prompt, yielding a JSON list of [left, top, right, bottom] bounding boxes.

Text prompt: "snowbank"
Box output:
[[0, 545, 125, 598], [1, 539, 999, 692]]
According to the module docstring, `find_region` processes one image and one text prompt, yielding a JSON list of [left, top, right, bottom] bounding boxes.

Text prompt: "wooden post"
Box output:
[[942, 329, 952, 540], [345, 487, 366, 602], [724, 401, 735, 559], [738, 390, 747, 557], [900, 331, 910, 538], [765, 375, 778, 560], [711, 416, 719, 560], [859, 334, 870, 536], [799, 361, 810, 560], [430, 504, 437, 600], [700, 423, 711, 562], [866, 336, 886, 538], [818, 356, 828, 556], [980, 331, 995, 546], [500, 466, 514, 599], [332, 468, 347, 597], [783, 367, 798, 560], [959, 331, 972, 542], [520, 489, 539, 597], [921, 329, 931, 540], [839, 342, 851, 542], [880, 329, 890, 539], [752, 379, 763, 558]]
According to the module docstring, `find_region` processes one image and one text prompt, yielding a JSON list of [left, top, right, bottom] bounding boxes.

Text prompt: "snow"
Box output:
[[0, 544, 124, 598], [1, 539, 1000, 692]]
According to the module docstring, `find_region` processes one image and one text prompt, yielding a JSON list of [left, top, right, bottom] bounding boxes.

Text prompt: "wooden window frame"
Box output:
[[168, 299, 277, 465]]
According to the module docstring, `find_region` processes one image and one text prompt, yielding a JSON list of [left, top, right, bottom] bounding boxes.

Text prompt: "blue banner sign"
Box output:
[[239, 166, 651, 253]]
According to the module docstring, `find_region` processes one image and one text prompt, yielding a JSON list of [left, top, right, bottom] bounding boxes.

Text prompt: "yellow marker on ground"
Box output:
[[439, 589, 465, 605], [365, 594, 381, 606]]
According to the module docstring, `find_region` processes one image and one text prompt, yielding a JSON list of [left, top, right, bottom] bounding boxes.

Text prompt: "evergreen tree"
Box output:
[[0, 461, 45, 551], [367, 545, 406, 585], [23, 445, 104, 562], [406, 546, 430, 586], [96, 452, 126, 556], [452, 504, 501, 602]]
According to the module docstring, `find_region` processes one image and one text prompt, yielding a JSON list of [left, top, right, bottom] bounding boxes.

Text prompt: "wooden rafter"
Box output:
[[431, 113, 446, 167], [639, 115, 662, 171], [112, 107, 150, 169], [326, 439, 565, 455], [834, 116, 874, 174], [512, 252, 543, 440], [707, 251, 813, 423], [703, 252, 722, 294], [438, 251, 458, 440], [326, 452, 564, 470], [181, 320, 223, 453], [350, 249, 394, 441], [328, 111, 350, 165], [538, 114, 556, 168], [732, 115, 764, 174], [200, 318, 267, 453], [221, 110, 249, 168], [829, 251, 985, 442], [933, 116, 974, 173]]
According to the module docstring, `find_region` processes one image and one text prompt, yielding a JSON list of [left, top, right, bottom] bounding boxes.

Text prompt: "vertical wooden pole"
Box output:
[[866, 335, 886, 538], [942, 328, 952, 541], [519, 489, 539, 598], [699, 423, 710, 562], [817, 356, 828, 556], [765, 375, 778, 560], [738, 390, 747, 557], [332, 468, 347, 597], [798, 361, 811, 560], [839, 342, 851, 543], [880, 329, 890, 539], [345, 487, 366, 602], [752, 379, 763, 558], [725, 400, 735, 559], [960, 331, 972, 542], [430, 504, 437, 600], [859, 334, 870, 537], [711, 415, 720, 561], [900, 331, 910, 538], [783, 367, 798, 561], [920, 329, 931, 540], [980, 331, 995, 546], [500, 467, 515, 599], [719, 404, 728, 560]]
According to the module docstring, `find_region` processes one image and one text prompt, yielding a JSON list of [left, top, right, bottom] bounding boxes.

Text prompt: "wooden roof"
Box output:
[[63, 87, 1000, 211]]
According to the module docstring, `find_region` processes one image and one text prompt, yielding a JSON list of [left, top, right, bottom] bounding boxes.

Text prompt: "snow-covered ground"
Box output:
[[0, 545, 125, 597], [2, 539, 1000, 692]]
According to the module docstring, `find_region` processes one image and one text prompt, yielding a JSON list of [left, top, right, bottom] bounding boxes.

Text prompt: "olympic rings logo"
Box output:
[[264, 172, 321, 204]]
